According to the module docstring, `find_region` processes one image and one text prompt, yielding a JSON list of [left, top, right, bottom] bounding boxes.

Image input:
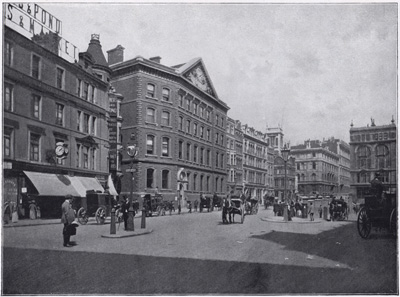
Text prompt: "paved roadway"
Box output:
[[2, 208, 398, 294]]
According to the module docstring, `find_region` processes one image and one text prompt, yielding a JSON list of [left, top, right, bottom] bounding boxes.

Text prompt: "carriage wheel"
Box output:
[[357, 207, 371, 239], [95, 207, 106, 224], [77, 207, 89, 225], [389, 208, 397, 237]]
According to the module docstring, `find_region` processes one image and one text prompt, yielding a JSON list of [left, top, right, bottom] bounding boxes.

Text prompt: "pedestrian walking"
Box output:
[[61, 195, 76, 247], [318, 205, 323, 218], [308, 203, 314, 221], [188, 200, 192, 213], [121, 196, 130, 230]]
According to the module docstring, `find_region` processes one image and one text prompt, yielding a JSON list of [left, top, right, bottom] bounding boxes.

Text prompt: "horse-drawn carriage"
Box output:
[[74, 191, 115, 225], [245, 197, 259, 215], [329, 198, 348, 221], [144, 194, 167, 217], [357, 175, 397, 239], [222, 198, 245, 224], [199, 195, 212, 212], [357, 193, 397, 239], [211, 195, 223, 211]]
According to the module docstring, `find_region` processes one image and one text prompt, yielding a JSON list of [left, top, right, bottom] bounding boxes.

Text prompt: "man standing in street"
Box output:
[[61, 195, 75, 247]]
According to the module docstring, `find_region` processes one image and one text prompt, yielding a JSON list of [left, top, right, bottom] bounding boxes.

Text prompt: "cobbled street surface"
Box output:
[[2, 208, 398, 294]]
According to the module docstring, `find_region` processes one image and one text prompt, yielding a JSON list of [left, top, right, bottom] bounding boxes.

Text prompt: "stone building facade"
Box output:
[[349, 119, 397, 202], [226, 118, 244, 195]]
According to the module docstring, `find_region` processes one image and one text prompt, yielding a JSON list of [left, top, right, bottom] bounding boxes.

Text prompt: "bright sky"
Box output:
[[41, 2, 398, 145]]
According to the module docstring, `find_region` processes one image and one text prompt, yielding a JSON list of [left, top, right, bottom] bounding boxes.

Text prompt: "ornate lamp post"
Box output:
[[126, 144, 138, 231], [281, 144, 290, 221]]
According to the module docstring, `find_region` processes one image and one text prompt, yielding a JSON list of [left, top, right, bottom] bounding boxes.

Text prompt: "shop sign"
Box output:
[[4, 178, 18, 203], [5, 3, 79, 62]]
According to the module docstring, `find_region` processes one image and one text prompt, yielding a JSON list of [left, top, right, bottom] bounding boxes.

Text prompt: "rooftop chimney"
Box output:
[[149, 56, 162, 63], [107, 45, 125, 65]]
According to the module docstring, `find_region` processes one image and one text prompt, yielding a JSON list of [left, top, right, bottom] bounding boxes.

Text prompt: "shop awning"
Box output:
[[24, 171, 80, 197], [69, 176, 104, 197]]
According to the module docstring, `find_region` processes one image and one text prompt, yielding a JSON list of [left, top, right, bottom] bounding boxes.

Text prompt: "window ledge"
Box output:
[[145, 95, 158, 101]]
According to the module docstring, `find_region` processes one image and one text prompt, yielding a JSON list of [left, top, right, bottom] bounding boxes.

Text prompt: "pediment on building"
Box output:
[[176, 58, 218, 98]]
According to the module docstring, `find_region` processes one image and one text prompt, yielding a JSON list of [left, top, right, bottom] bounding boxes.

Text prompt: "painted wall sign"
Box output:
[[5, 3, 79, 62]]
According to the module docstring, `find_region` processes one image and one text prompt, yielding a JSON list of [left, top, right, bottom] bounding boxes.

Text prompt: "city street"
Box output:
[[2, 208, 397, 294]]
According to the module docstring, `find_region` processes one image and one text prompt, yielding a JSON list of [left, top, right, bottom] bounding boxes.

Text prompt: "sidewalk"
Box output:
[[261, 208, 323, 224]]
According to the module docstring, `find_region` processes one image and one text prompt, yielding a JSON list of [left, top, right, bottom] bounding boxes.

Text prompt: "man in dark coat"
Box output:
[[61, 195, 75, 247]]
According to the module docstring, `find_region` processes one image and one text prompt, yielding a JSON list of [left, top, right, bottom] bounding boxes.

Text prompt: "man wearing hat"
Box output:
[[61, 195, 76, 247]]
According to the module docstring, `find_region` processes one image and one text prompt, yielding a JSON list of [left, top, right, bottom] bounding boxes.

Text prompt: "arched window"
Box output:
[[311, 173, 316, 181], [301, 173, 306, 181], [193, 173, 197, 191], [162, 137, 170, 157], [146, 168, 154, 188], [357, 146, 371, 169], [161, 111, 170, 126], [179, 116, 183, 130], [147, 84, 155, 98], [146, 135, 155, 154], [186, 120, 191, 133], [162, 170, 169, 189], [376, 144, 390, 169], [358, 171, 369, 183], [146, 108, 155, 123], [162, 88, 170, 101], [200, 175, 204, 191]]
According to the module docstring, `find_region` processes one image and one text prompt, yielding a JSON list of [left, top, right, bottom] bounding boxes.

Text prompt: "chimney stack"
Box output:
[[149, 56, 162, 63], [107, 45, 125, 65]]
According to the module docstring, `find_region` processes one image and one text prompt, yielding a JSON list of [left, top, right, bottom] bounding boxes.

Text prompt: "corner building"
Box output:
[[108, 50, 229, 203], [349, 119, 397, 202]]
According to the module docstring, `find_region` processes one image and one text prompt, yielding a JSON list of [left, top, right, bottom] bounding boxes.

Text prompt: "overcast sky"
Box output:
[[41, 2, 398, 145]]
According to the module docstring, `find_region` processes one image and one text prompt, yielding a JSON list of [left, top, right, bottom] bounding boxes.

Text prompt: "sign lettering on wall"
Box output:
[[5, 3, 79, 62]]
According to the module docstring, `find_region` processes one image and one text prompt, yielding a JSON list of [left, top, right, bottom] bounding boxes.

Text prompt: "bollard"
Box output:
[[110, 208, 116, 234], [141, 206, 146, 229], [283, 205, 288, 222], [126, 206, 135, 231]]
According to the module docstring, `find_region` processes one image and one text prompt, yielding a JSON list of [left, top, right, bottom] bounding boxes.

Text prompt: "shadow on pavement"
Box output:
[[3, 243, 397, 295]]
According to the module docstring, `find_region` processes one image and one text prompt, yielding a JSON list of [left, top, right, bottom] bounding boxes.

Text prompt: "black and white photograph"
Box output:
[[2, 1, 398, 295]]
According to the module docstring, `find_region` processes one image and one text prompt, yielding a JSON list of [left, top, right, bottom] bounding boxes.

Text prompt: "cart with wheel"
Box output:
[[357, 193, 396, 239], [245, 197, 259, 215], [330, 198, 348, 221], [228, 198, 245, 224], [74, 191, 115, 225]]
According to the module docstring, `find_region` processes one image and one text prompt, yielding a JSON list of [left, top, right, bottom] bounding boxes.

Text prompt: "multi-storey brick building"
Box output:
[[349, 119, 397, 202], [242, 125, 273, 201], [226, 118, 244, 195], [291, 138, 350, 197], [3, 6, 111, 218], [108, 48, 229, 204]]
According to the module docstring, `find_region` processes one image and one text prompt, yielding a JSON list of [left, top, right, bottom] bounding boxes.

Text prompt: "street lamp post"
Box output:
[[126, 145, 138, 231], [281, 144, 290, 221]]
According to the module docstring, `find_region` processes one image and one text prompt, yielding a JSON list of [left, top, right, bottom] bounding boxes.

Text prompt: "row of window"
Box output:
[[146, 108, 171, 126], [3, 129, 97, 169], [77, 79, 97, 103], [357, 145, 391, 169], [146, 83, 171, 101], [145, 168, 225, 193], [178, 116, 212, 141], [177, 140, 225, 169]]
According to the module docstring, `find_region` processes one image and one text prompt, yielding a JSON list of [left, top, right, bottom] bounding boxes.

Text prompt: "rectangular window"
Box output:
[[91, 148, 96, 170], [193, 146, 198, 163], [56, 67, 64, 89], [147, 169, 154, 188], [77, 79, 82, 97], [33, 95, 41, 119], [179, 117, 183, 130], [186, 143, 191, 161], [4, 127, 13, 158], [56, 103, 64, 126], [193, 174, 197, 191], [186, 120, 191, 133], [76, 144, 81, 167], [90, 86, 95, 103], [29, 133, 40, 161], [31, 55, 41, 79], [5, 41, 13, 66], [162, 88, 170, 101], [83, 114, 90, 133], [147, 84, 155, 98], [91, 116, 97, 135], [83, 82, 89, 100], [147, 135, 154, 154], [162, 137, 169, 157], [193, 123, 198, 136], [146, 108, 155, 123], [4, 83, 13, 112], [77, 111, 82, 131], [83, 146, 89, 169], [207, 129, 210, 141], [193, 103, 198, 115], [200, 126, 204, 138], [179, 94, 184, 107], [178, 141, 183, 159], [161, 111, 170, 126], [186, 98, 190, 111], [200, 106, 204, 118], [162, 170, 169, 189], [207, 149, 211, 166]]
